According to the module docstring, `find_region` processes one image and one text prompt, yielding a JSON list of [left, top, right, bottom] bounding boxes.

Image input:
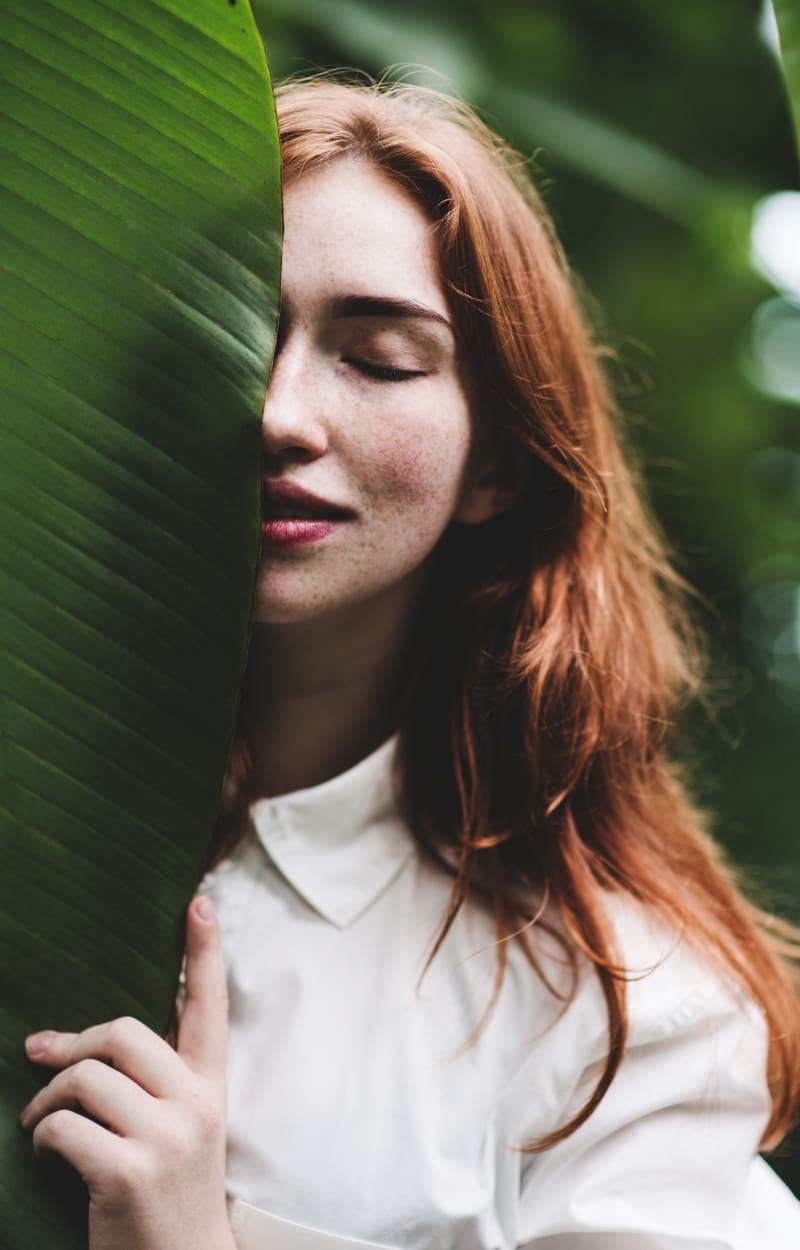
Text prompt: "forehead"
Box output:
[[280, 159, 448, 317]]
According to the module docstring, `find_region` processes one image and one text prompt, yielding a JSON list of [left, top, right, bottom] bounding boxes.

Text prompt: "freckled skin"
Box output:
[[255, 160, 493, 628], [376, 439, 435, 500]]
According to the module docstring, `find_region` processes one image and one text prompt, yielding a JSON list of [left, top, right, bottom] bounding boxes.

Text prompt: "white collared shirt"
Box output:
[[198, 737, 800, 1250]]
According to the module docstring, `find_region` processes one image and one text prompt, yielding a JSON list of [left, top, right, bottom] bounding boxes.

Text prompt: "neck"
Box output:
[[241, 579, 427, 798]]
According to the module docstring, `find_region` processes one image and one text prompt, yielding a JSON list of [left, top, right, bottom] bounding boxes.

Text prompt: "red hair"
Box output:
[[216, 76, 800, 1151]]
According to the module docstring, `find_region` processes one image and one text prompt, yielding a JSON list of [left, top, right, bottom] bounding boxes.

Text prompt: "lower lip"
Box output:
[[261, 518, 343, 547]]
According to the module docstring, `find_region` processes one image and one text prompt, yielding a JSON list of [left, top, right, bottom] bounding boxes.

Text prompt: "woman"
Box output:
[[19, 76, 800, 1249]]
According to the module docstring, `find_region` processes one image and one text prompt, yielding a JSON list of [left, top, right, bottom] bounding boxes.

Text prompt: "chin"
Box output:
[[251, 587, 348, 627], [251, 601, 322, 626]]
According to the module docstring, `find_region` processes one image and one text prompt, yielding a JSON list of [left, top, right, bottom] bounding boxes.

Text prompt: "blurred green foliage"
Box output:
[[775, 0, 800, 147], [255, 0, 800, 1183]]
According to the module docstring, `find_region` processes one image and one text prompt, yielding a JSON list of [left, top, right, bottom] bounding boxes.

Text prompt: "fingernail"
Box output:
[[18, 1102, 31, 1129], [195, 896, 215, 922], [25, 1031, 55, 1057]]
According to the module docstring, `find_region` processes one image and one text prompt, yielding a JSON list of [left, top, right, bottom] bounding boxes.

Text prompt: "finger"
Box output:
[[20, 1058, 154, 1138], [31, 1108, 138, 1192], [177, 895, 228, 1083], [24, 1015, 188, 1099]]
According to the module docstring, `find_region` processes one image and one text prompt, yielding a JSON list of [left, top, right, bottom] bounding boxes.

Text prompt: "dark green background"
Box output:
[[254, 0, 800, 1190]]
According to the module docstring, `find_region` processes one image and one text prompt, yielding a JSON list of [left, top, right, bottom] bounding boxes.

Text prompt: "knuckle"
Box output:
[[167, 1127, 195, 1165], [188, 1089, 224, 1141], [33, 1108, 72, 1152], [115, 1014, 139, 1036], [105, 1015, 139, 1048], [154, 1109, 191, 1155], [98, 1145, 150, 1196], [65, 1057, 102, 1096], [117, 1145, 154, 1191]]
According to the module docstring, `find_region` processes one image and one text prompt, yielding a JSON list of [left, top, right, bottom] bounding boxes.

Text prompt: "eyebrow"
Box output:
[[330, 294, 453, 331]]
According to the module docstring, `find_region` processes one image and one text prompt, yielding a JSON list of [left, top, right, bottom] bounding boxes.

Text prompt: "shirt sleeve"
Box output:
[[512, 952, 800, 1249]]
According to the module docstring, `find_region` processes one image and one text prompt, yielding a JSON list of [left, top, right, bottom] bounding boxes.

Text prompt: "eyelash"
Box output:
[[344, 358, 425, 383]]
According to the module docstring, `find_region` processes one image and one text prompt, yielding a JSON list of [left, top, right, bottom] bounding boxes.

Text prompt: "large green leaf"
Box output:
[[0, 0, 280, 1243], [774, 0, 800, 156]]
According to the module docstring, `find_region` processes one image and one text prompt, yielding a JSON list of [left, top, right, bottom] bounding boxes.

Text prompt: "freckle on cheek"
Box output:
[[378, 443, 436, 495]]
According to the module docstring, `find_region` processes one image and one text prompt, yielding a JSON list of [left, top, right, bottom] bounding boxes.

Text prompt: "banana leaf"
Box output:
[[0, 0, 281, 1244], [775, 0, 800, 157]]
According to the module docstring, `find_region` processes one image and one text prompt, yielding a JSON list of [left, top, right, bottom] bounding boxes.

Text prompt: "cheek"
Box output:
[[368, 417, 472, 508], [375, 440, 431, 496]]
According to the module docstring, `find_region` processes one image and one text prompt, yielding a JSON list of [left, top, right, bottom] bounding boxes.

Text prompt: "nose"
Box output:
[[261, 338, 329, 469]]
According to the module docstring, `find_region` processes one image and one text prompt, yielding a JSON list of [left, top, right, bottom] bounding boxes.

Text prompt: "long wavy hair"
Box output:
[[214, 75, 800, 1151]]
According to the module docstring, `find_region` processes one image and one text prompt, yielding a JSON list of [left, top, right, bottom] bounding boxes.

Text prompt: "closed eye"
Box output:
[[344, 358, 427, 383]]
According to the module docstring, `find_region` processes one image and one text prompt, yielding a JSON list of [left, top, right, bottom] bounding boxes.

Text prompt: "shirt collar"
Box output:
[[248, 736, 415, 928]]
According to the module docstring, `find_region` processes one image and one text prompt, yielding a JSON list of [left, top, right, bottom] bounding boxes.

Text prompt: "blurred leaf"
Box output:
[[774, 0, 800, 159], [260, 0, 486, 94], [0, 0, 280, 1244], [492, 83, 733, 230], [255, 0, 753, 234]]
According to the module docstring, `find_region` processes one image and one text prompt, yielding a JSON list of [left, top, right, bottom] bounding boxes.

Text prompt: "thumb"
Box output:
[[177, 895, 229, 1083]]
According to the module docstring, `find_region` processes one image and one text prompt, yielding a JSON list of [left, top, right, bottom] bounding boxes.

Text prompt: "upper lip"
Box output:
[[262, 479, 354, 519]]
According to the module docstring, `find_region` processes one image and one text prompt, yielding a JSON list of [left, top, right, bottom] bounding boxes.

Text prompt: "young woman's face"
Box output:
[[254, 158, 488, 626]]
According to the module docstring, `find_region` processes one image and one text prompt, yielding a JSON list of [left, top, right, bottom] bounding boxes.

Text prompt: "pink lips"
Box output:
[[261, 480, 353, 548], [262, 518, 338, 547]]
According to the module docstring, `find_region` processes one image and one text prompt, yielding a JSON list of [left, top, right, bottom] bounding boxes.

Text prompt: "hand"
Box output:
[[19, 896, 236, 1250]]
